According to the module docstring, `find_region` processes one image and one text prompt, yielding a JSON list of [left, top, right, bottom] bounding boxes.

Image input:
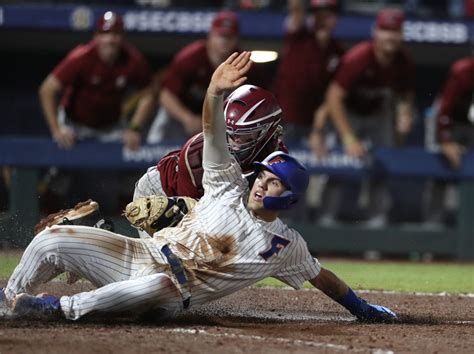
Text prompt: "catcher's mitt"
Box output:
[[123, 196, 197, 235], [34, 199, 102, 235]]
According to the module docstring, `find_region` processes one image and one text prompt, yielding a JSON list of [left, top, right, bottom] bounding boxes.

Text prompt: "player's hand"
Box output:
[[396, 112, 413, 135], [123, 129, 142, 151], [183, 113, 203, 135], [440, 141, 465, 169], [355, 301, 398, 323], [52, 126, 76, 149], [208, 51, 253, 96], [344, 139, 366, 159], [309, 131, 328, 159]]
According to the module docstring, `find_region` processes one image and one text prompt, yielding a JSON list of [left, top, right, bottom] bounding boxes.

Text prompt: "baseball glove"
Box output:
[[34, 199, 102, 235], [123, 195, 197, 235]]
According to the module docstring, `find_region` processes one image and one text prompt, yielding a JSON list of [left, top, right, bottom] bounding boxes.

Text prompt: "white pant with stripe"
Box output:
[[5, 225, 183, 320]]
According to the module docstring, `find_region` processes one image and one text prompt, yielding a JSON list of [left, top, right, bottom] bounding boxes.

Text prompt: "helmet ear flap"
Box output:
[[262, 191, 298, 210]]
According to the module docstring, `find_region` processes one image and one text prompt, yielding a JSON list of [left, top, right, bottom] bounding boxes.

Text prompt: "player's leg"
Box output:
[[60, 272, 183, 320], [4, 226, 157, 301]]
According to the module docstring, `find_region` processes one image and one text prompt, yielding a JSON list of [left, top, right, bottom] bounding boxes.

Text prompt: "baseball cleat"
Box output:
[[0, 288, 5, 307], [0, 288, 13, 319], [12, 293, 62, 320], [34, 199, 109, 234]]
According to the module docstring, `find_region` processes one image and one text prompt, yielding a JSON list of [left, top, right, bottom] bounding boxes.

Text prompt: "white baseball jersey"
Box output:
[[148, 158, 321, 307]]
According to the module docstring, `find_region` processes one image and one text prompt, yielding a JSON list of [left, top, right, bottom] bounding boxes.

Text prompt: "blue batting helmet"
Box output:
[[253, 151, 309, 210]]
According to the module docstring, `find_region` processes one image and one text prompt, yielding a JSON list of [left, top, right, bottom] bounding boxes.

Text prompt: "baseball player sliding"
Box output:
[[0, 52, 396, 323]]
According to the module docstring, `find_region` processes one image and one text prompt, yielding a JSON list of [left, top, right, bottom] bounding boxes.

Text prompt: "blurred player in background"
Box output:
[[321, 8, 416, 226], [38, 11, 156, 214], [146, 10, 267, 144], [274, 0, 343, 146], [435, 56, 474, 168], [425, 55, 474, 224], [273, 0, 343, 223], [39, 11, 156, 150]]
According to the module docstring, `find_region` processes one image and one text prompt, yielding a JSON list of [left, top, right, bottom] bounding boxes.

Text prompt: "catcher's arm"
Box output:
[[123, 196, 197, 236]]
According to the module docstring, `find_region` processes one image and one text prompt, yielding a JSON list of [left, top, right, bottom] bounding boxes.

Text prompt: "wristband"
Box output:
[[342, 134, 357, 146], [338, 288, 368, 317], [128, 122, 142, 133], [207, 91, 223, 98]]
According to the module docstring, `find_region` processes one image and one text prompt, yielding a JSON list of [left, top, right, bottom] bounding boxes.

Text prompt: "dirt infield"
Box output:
[[1, 279, 473, 354]]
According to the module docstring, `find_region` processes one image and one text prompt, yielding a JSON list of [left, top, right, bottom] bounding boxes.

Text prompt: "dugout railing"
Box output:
[[1, 137, 473, 260]]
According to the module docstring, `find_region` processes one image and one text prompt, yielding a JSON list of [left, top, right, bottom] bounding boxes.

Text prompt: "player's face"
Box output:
[[95, 32, 123, 62], [227, 131, 260, 152], [248, 169, 287, 214], [313, 9, 338, 32], [374, 28, 403, 54]]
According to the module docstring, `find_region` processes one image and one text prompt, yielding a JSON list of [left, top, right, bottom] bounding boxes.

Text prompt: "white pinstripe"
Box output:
[[150, 160, 321, 307], [133, 166, 165, 201], [5, 226, 182, 320]]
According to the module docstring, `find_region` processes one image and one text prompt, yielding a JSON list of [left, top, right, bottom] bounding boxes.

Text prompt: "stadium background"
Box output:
[[0, 3, 473, 353]]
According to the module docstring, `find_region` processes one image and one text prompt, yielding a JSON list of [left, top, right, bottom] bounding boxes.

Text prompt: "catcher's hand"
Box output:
[[123, 196, 197, 235]]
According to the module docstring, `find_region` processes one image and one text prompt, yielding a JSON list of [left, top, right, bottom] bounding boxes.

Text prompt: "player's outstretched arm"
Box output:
[[202, 52, 252, 167], [310, 268, 397, 323]]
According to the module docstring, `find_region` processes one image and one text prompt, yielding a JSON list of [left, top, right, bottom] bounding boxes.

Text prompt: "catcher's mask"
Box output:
[[225, 85, 282, 168], [253, 151, 309, 210]]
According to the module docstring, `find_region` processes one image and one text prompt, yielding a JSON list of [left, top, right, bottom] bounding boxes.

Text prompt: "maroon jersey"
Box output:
[[53, 40, 152, 128], [436, 57, 474, 143], [274, 28, 344, 126], [334, 41, 415, 115], [161, 40, 267, 116], [157, 133, 288, 198]]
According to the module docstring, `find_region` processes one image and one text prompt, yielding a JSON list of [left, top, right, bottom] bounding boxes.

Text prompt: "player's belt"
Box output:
[[160, 244, 191, 309]]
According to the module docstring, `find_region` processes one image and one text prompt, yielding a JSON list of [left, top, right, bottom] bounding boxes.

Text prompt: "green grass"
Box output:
[[257, 259, 474, 293], [1, 254, 473, 293], [0, 254, 22, 278]]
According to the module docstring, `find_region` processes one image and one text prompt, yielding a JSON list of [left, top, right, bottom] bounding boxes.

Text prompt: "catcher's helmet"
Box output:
[[225, 85, 282, 168], [96, 11, 124, 33], [253, 151, 309, 210]]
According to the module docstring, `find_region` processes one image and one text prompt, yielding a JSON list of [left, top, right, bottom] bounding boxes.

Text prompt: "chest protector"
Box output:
[[157, 133, 204, 199]]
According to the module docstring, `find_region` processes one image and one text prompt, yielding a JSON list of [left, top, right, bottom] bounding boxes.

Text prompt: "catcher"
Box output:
[[34, 84, 287, 238]]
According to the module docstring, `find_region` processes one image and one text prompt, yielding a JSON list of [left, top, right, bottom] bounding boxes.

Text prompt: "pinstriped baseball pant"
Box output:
[[5, 225, 183, 320]]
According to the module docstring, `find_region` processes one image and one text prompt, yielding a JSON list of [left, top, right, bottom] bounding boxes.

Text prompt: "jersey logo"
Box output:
[[259, 235, 290, 261]]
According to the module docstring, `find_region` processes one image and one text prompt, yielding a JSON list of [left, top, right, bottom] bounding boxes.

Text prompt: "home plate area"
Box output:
[[0, 280, 473, 354]]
